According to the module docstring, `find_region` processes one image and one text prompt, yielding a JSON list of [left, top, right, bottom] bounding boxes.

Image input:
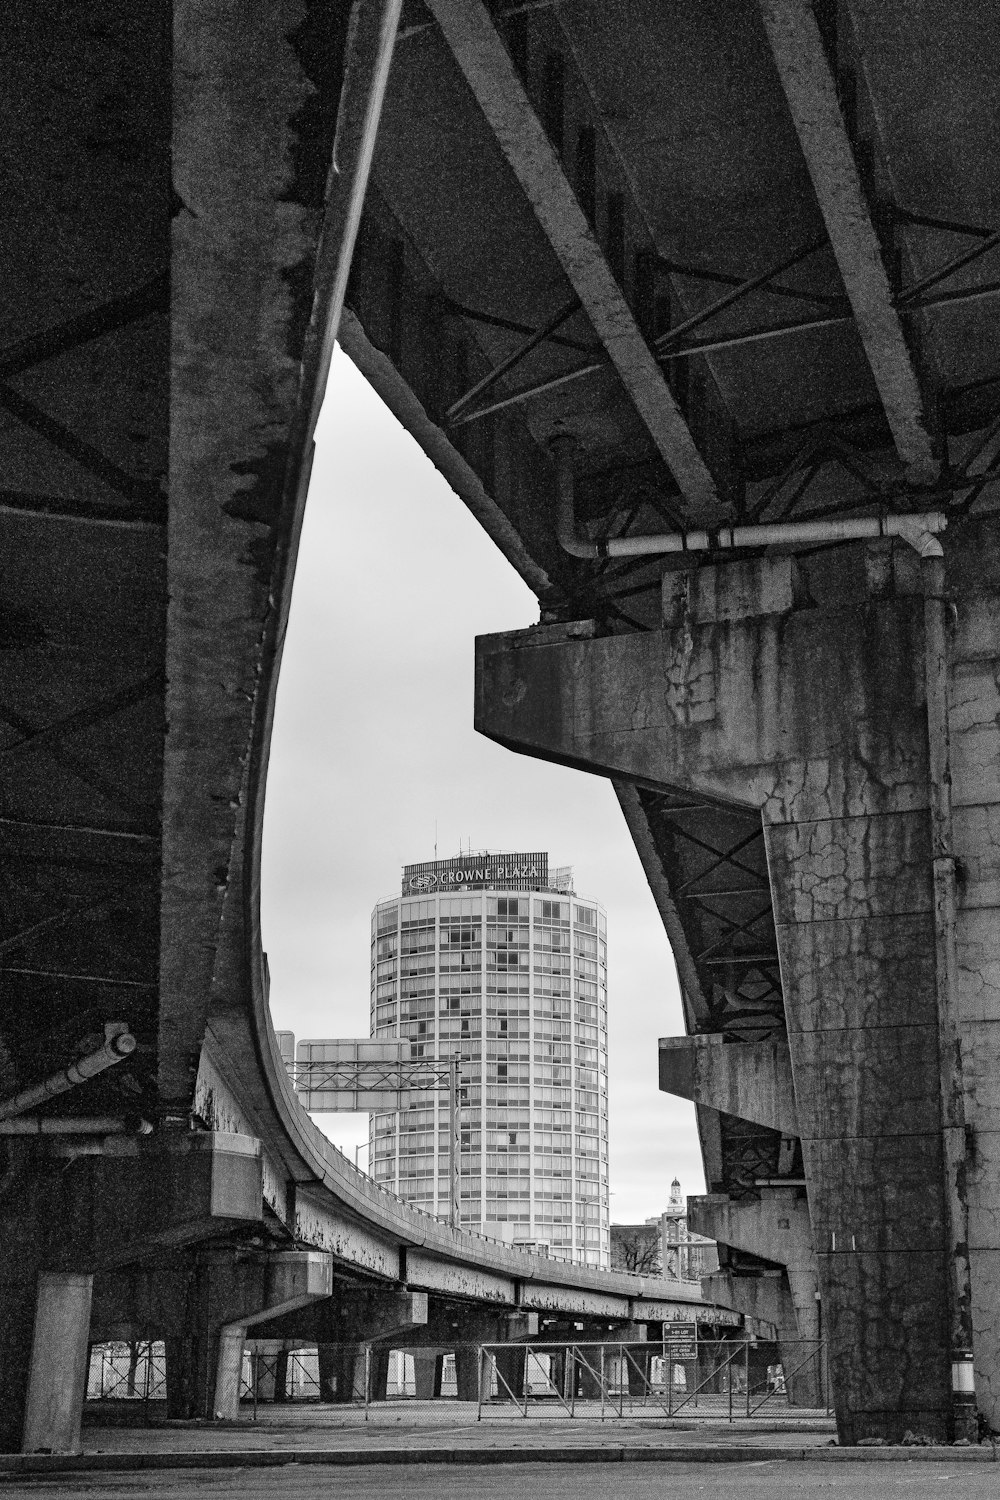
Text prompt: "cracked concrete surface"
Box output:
[[476, 519, 1000, 1440]]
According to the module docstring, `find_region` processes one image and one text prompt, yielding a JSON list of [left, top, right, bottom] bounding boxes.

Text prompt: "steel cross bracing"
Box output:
[[290, 1058, 455, 1094], [639, 790, 783, 1043], [440, 213, 1000, 444], [349, 0, 1000, 671], [634, 786, 790, 1204], [425, 0, 724, 515], [0, 281, 168, 526], [0, 242, 166, 1122], [412, 4, 996, 509]]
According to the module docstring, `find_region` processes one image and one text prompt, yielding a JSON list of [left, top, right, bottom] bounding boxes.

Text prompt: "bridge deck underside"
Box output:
[[0, 12, 725, 1458], [633, 787, 791, 1202], [0, 4, 168, 1122], [344, 0, 1000, 1445], [5, 0, 1000, 1453]]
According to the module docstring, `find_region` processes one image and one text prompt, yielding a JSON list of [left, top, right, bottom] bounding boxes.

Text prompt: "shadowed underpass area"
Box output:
[[5, 0, 1000, 1465]]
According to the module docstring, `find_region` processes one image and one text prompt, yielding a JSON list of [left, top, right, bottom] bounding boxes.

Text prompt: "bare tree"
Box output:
[[610, 1227, 662, 1275]]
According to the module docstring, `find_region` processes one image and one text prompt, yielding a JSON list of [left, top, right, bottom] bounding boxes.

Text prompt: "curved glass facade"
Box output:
[[370, 859, 610, 1267]]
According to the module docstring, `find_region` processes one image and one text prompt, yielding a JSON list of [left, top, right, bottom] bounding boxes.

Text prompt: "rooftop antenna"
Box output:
[[434, 819, 438, 861]]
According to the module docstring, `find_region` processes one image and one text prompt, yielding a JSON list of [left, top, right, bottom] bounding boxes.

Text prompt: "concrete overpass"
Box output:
[[4, 0, 999, 1456], [0, 0, 747, 1457]]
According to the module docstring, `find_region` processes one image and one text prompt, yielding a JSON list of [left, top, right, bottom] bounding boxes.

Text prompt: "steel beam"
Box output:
[[0, 383, 162, 506], [425, 0, 719, 514], [0, 898, 109, 960], [614, 783, 711, 1031], [301, 0, 405, 446], [0, 672, 163, 759], [0, 276, 168, 381], [757, 0, 937, 483]]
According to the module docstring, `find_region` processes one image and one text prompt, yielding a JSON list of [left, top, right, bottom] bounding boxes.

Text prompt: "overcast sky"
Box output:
[[261, 348, 706, 1221]]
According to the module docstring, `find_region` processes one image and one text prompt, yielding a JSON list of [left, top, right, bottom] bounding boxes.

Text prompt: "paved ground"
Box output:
[[2, 1460, 999, 1499], [2, 1403, 993, 1493], [78, 1399, 836, 1454]]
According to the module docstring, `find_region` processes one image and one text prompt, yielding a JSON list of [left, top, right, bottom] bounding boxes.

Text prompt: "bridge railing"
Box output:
[[321, 1137, 703, 1280]]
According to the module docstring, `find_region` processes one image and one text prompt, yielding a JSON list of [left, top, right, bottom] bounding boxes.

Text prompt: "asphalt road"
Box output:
[[0, 1462, 996, 1499]]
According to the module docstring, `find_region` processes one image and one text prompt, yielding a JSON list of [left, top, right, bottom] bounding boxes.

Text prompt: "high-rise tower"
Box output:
[[370, 852, 609, 1266]]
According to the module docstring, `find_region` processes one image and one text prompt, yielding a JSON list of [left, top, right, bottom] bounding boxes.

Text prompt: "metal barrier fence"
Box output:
[[86, 1342, 167, 1402], [476, 1338, 832, 1420], [86, 1336, 831, 1422]]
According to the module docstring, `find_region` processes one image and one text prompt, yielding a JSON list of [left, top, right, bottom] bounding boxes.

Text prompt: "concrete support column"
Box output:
[[475, 551, 1000, 1442], [213, 1325, 246, 1420], [785, 1269, 820, 1344], [494, 1346, 526, 1400], [576, 1347, 603, 1399], [0, 1260, 42, 1454], [165, 1332, 220, 1421], [317, 1343, 364, 1403], [317, 1344, 336, 1402], [453, 1346, 483, 1402], [272, 1348, 289, 1403], [161, 1250, 332, 1422], [625, 1345, 654, 1397], [947, 547, 1000, 1430], [767, 803, 952, 1442], [22, 1274, 93, 1456], [548, 1349, 572, 1400], [368, 1347, 390, 1402], [412, 1351, 443, 1399]]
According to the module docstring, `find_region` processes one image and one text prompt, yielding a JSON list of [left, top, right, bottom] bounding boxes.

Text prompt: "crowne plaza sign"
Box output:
[[403, 852, 548, 894]]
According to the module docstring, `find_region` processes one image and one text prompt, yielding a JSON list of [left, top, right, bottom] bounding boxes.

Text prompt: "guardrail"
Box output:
[[312, 1138, 703, 1281], [86, 1342, 166, 1403], [87, 1335, 822, 1422], [476, 1337, 832, 1421]]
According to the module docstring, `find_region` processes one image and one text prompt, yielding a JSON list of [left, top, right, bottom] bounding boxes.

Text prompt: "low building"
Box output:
[[659, 1177, 719, 1281], [611, 1178, 718, 1283]]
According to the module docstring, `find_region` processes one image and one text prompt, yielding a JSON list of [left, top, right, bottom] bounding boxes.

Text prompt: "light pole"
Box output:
[[448, 1055, 461, 1230]]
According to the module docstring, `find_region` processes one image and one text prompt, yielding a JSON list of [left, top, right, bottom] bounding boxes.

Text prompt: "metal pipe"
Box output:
[[552, 436, 946, 560], [0, 1023, 136, 1120], [0, 1116, 150, 1135]]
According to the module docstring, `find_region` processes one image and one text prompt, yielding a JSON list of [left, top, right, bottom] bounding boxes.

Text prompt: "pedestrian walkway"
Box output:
[[2, 1401, 996, 1478]]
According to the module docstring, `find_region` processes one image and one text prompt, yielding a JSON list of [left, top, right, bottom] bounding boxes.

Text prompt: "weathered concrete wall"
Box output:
[[691, 1191, 820, 1347], [948, 539, 1000, 1426], [476, 535, 1000, 1441]]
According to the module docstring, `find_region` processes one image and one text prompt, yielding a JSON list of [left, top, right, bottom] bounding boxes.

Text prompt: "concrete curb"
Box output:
[[0, 1444, 997, 1473]]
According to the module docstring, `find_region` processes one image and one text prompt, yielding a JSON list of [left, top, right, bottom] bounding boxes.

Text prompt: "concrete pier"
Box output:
[[477, 535, 1000, 1441]]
